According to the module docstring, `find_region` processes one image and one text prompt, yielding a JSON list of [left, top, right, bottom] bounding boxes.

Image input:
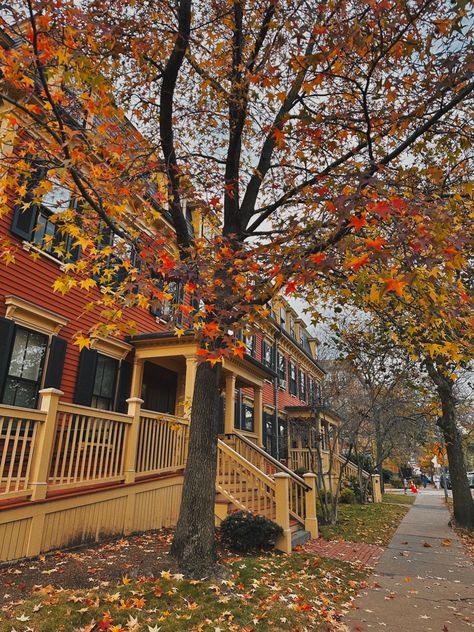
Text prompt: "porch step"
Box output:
[[291, 528, 311, 548]]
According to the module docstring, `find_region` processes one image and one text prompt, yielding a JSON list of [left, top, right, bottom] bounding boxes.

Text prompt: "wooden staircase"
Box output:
[[215, 434, 313, 550]]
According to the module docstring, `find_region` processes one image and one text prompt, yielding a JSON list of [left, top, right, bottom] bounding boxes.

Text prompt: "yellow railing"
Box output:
[[136, 410, 189, 476], [0, 405, 46, 499], [48, 403, 131, 489], [289, 448, 315, 472], [217, 440, 277, 520], [222, 433, 308, 525], [335, 454, 370, 481]]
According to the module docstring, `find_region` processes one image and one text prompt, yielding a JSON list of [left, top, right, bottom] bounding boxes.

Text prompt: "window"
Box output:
[[1, 327, 47, 408], [288, 361, 297, 395], [150, 279, 184, 322], [11, 168, 80, 262], [245, 335, 256, 357], [289, 317, 295, 338], [91, 354, 119, 410], [242, 402, 254, 432], [262, 339, 273, 368], [280, 307, 286, 329], [75, 348, 131, 412], [299, 369, 307, 401], [277, 350, 286, 387], [308, 376, 314, 404]]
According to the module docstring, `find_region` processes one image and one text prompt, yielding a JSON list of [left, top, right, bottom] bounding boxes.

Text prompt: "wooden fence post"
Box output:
[[303, 472, 318, 539], [274, 472, 292, 553], [372, 474, 382, 503], [123, 397, 144, 485], [29, 388, 63, 501]]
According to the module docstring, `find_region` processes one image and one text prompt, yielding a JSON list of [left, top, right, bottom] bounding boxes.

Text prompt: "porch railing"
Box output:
[[0, 389, 189, 503], [136, 410, 189, 476], [48, 403, 131, 489], [0, 405, 45, 499]]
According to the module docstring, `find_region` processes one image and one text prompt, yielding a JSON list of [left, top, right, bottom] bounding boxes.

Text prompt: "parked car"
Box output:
[[441, 472, 474, 489]]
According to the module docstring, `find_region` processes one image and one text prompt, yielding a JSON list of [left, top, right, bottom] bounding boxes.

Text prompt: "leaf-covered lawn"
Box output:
[[319, 503, 410, 546], [0, 553, 367, 632], [382, 493, 416, 505]]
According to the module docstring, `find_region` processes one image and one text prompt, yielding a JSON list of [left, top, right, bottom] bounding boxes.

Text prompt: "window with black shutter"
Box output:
[[299, 369, 307, 401], [11, 166, 80, 262], [277, 350, 286, 388], [74, 348, 123, 411], [288, 361, 297, 395], [1, 326, 48, 409], [245, 334, 256, 357], [262, 339, 273, 368]]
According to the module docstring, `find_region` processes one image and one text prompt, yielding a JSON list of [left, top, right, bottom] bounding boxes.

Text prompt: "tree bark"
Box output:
[[171, 361, 222, 576], [425, 360, 474, 529]]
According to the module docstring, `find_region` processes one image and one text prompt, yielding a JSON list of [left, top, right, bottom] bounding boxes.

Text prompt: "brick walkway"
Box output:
[[303, 538, 384, 568]]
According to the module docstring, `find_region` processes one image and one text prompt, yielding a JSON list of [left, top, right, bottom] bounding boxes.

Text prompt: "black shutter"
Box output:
[[116, 360, 133, 413], [11, 203, 37, 240], [11, 165, 45, 240], [0, 318, 16, 401], [43, 336, 67, 390], [74, 348, 98, 406]]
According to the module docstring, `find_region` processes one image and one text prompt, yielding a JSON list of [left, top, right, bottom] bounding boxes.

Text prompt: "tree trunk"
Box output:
[[425, 360, 474, 529], [171, 361, 222, 576], [437, 400, 474, 529]]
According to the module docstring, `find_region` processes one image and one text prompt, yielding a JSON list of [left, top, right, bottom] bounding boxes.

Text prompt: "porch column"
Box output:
[[184, 356, 198, 414], [130, 359, 144, 399], [224, 373, 236, 434], [254, 385, 263, 447]]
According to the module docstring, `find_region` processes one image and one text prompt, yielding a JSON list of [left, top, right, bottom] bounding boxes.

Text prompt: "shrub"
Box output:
[[347, 475, 365, 503], [294, 467, 309, 478], [220, 511, 283, 552], [390, 475, 403, 489], [339, 487, 356, 504], [382, 468, 393, 483]]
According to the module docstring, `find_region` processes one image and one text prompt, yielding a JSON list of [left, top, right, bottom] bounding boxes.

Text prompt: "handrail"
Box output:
[[140, 409, 189, 425], [0, 404, 47, 423], [227, 432, 310, 491], [57, 402, 133, 424], [335, 453, 370, 479], [217, 439, 275, 485]]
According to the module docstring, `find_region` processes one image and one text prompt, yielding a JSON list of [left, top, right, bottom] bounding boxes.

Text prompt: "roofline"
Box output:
[[127, 330, 277, 378]]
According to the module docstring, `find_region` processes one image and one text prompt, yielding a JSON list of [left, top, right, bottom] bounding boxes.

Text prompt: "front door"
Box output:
[[141, 361, 177, 414]]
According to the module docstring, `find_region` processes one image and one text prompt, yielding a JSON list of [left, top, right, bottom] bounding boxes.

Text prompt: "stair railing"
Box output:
[[222, 432, 309, 525]]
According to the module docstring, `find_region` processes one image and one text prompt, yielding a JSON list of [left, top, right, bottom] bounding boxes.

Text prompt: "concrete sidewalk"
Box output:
[[343, 491, 474, 631]]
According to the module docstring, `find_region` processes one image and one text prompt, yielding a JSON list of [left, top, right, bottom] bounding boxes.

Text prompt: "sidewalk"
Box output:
[[343, 490, 474, 631]]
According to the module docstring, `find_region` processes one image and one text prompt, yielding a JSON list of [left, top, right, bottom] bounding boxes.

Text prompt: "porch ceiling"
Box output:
[[129, 332, 273, 387]]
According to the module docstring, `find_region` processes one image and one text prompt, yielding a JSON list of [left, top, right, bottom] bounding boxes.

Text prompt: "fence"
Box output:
[[0, 389, 189, 504]]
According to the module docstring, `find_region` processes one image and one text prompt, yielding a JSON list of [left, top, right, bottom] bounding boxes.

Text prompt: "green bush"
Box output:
[[220, 511, 283, 552], [390, 475, 403, 489], [382, 468, 393, 483], [347, 475, 365, 503], [294, 467, 309, 478], [339, 487, 356, 504]]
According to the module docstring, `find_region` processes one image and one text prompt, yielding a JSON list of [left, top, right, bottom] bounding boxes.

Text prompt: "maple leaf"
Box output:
[[383, 278, 408, 297], [365, 237, 385, 251], [344, 253, 371, 272], [349, 214, 367, 231], [174, 327, 185, 338], [74, 334, 91, 350], [308, 253, 325, 264]]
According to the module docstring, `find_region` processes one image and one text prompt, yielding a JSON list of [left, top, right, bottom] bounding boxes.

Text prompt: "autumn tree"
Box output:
[[1, 0, 474, 571]]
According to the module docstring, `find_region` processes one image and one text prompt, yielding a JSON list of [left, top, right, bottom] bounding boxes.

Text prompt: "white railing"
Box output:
[[0, 405, 46, 499], [136, 410, 188, 476]]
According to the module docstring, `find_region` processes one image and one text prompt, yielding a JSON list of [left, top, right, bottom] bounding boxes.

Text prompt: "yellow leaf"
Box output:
[[74, 335, 91, 351]]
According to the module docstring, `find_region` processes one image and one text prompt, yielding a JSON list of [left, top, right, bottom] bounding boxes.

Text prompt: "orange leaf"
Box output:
[[365, 237, 385, 251], [349, 214, 367, 231], [344, 253, 371, 272], [383, 278, 407, 296]]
